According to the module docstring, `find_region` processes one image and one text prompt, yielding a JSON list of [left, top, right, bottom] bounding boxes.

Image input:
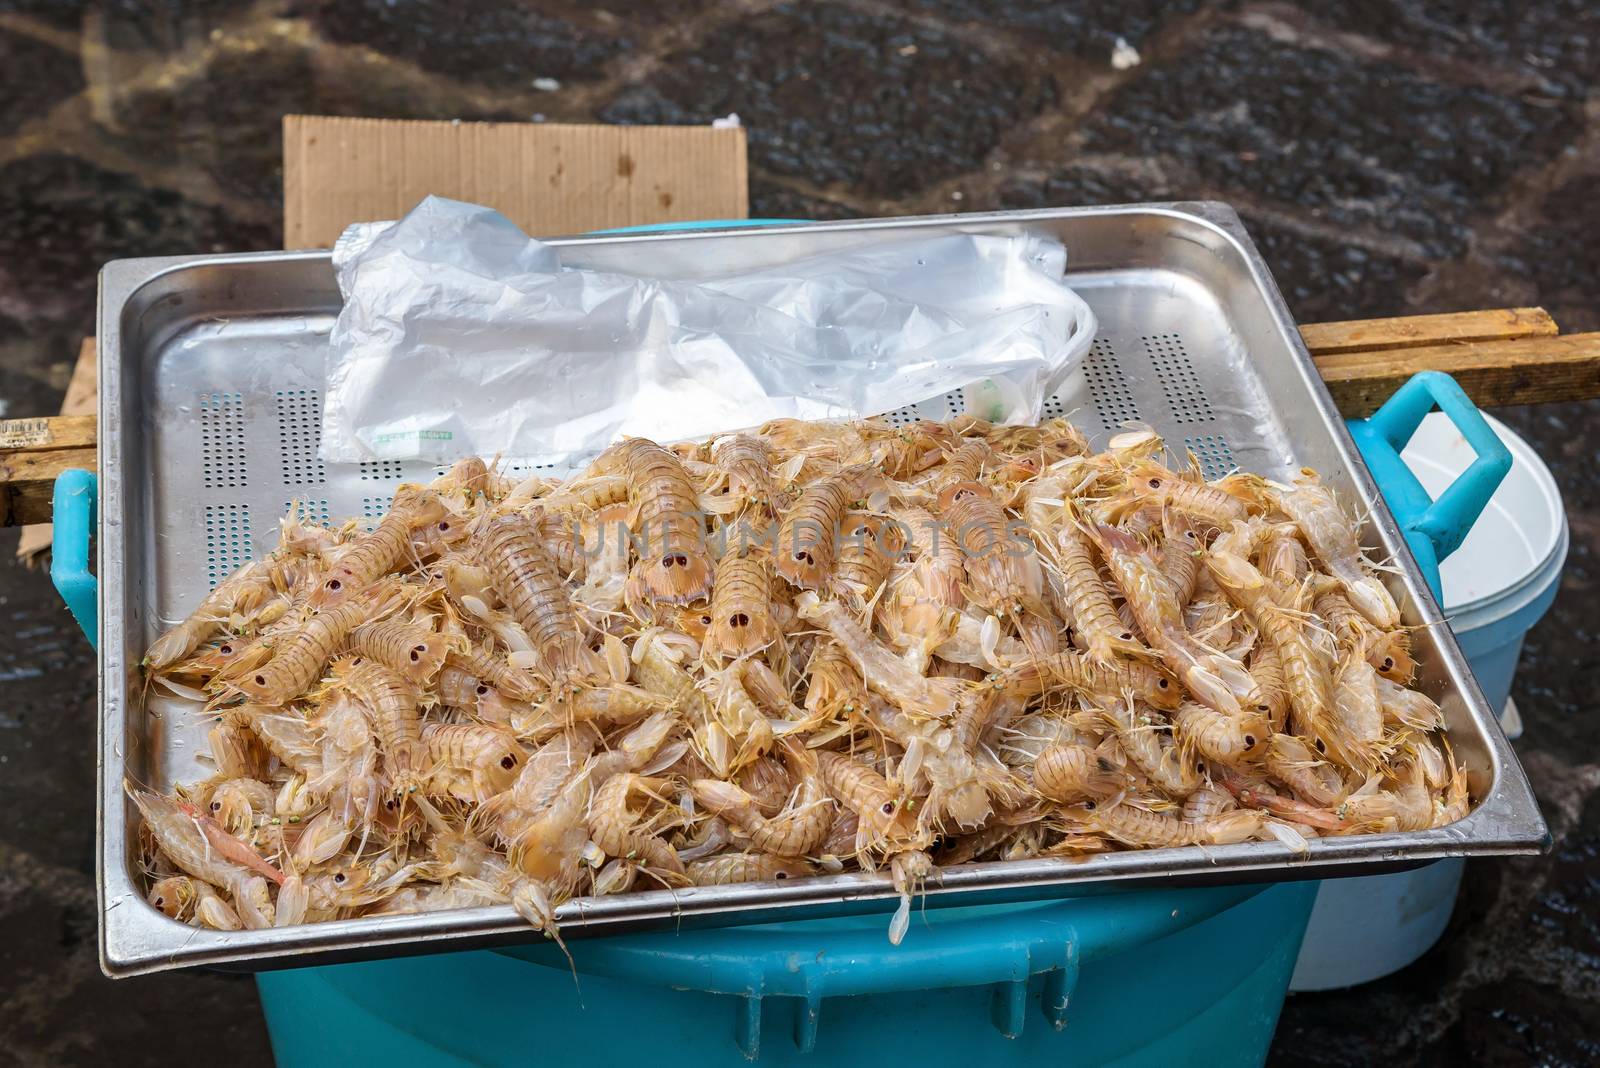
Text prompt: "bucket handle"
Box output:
[[506, 884, 1259, 1058], [50, 469, 98, 650], [1345, 371, 1511, 600]]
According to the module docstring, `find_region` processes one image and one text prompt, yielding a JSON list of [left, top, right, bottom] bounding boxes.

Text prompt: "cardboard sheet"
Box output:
[[283, 115, 748, 249]]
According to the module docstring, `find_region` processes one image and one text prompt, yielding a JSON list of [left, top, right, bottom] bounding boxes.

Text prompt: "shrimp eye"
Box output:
[[661, 555, 674, 568], [438, 521, 450, 531], [1119, 632, 1133, 641], [1156, 678, 1169, 689], [414, 644, 428, 653], [476, 684, 489, 696], [1097, 757, 1113, 772], [254, 675, 267, 686], [1147, 478, 1161, 489], [1314, 738, 1327, 754], [384, 799, 396, 810], [1382, 657, 1394, 670], [775, 871, 789, 879], [795, 550, 813, 564], [327, 579, 342, 591], [219, 644, 232, 654], [153, 897, 164, 907], [1083, 800, 1097, 810], [880, 802, 895, 815], [333, 873, 346, 884], [674, 555, 688, 566], [210, 801, 221, 811], [701, 615, 711, 625], [500, 755, 517, 769], [410, 650, 421, 661], [1244, 734, 1256, 747], [730, 612, 749, 628]]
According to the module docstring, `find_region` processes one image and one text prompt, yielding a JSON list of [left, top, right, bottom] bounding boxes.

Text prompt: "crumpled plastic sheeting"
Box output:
[[321, 196, 1097, 466]]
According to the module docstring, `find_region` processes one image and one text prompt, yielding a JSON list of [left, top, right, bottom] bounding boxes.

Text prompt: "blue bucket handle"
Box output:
[[504, 884, 1259, 1058], [1344, 371, 1511, 601], [51, 468, 98, 650]]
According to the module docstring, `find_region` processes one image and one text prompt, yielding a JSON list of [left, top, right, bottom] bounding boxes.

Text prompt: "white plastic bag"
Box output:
[[321, 196, 1097, 465]]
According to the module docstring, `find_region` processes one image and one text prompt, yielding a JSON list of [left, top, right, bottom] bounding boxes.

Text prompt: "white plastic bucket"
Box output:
[[1411, 411, 1569, 724], [1290, 410, 1568, 991]]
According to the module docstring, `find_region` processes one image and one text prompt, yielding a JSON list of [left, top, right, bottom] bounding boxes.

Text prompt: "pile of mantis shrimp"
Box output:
[[132, 414, 1467, 943]]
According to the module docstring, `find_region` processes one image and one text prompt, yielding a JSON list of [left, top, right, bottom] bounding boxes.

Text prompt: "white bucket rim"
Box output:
[[1449, 522, 1568, 623]]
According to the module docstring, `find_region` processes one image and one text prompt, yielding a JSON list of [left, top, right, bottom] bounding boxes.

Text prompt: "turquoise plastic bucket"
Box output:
[[257, 882, 1317, 1067]]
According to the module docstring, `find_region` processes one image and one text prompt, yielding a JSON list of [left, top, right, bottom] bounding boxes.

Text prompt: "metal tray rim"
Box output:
[[100, 808, 1546, 977], [95, 202, 1549, 978]]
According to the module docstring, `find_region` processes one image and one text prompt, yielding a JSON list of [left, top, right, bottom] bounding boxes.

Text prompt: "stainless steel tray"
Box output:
[[97, 203, 1547, 977]]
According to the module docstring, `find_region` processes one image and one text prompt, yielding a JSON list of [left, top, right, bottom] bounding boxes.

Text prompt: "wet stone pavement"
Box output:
[[0, 1, 1597, 1064]]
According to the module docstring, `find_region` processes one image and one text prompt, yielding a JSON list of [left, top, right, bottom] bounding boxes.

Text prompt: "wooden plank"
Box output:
[[0, 414, 96, 451], [62, 337, 99, 413], [1300, 307, 1557, 355], [1317, 332, 1600, 417], [0, 446, 95, 527], [15, 339, 97, 562]]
